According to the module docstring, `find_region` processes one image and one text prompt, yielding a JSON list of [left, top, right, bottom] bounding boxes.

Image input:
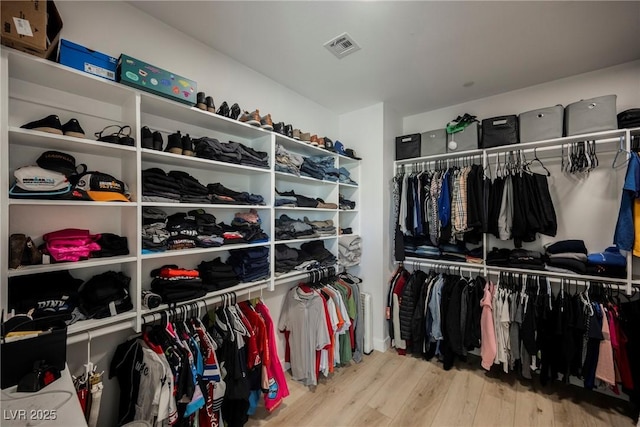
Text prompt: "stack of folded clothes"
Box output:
[[339, 194, 356, 210], [339, 235, 361, 267], [198, 257, 240, 291], [166, 212, 199, 251], [275, 188, 337, 209], [142, 207, 169, 251], [587, 246, 627, 278], [231, 209, 269, 243], [274, 241, 337, 274], [544, 239, 588, 274], [508, 249, 545, 270], [190, 209, 224, 247], [275, 214, 317, 240], [275, 144, 304, 176], [300, 241, 337, 268], [486, 247, 512, 267], [142, 168, 181, 202], [194, 137, 269, 168], [439, 243, 468, 262], [403, 236, 441, 259], [303, 217, 336, 236], [300, 155, 338, 181], [168, 170, 209, 203], [150, 265, 207, 303], [207, 183, 265, 205], [227, 247, 270, 282], [338, 167, 358, 185], [274, 244, 301, 273]]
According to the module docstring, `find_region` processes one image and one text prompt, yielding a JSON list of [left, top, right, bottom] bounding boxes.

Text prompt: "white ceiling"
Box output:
[[130, 1, 640, 117]]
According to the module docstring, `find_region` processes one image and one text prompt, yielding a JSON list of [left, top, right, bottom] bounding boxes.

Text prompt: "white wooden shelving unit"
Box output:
[[0, 48, 361, 339]]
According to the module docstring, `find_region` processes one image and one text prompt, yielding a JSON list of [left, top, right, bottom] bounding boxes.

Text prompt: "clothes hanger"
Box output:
[[528, 147, 551, 176], [612, 136, 629, 169]]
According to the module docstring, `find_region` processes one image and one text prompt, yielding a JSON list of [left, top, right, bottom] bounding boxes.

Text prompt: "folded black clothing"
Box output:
[[586, 264, 627, 278], [207, 183, 265, 205], [546, 258, 587, 274], [142, 169, 182, 192], [276, 245, 299, 262], [198, 257, 240, 288], [78, 271, 132, 319], [181, 195, 211, 204], [166, 213, 198, 233], [92, 233, 129, 258], [509, 263, 546, 271], [168, 170, 208, 193], [150, 278, 207, 303], [545, 240, 588, 255], [8, 270, 82, 317], [486, 248, 511, 266]]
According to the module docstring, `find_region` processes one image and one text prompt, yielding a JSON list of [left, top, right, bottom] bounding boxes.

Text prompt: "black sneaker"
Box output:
[[61, 118, 85, 138], [153, 131, 164, 151], [285, 124, 293, 138], [229, 103, 241, 120], [196, 92, 206, 110], [182, 133, 194, 156], [21, 114, 63, 135], [217, 101, 230, 117], [141, 126, 154, 149], [165, 131, 183, 155], [323, 137, 335, 151], [273, 122, 285, 135]]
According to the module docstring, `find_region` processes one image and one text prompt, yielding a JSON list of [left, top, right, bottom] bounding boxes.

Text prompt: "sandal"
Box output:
[[95, 125, 135, 146]]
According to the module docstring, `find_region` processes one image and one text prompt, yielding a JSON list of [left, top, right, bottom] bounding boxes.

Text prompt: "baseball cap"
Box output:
[[11, 165, 71, 195], [70, 172, 131, 202], [36, 151, 81, 177], [334, 140, 347, 156]]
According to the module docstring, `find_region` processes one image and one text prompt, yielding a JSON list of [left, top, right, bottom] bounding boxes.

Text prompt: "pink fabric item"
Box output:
[[256, 301, 290, 413], [480, 281, 497, 371], [43, 228, 93, 241], [44, 228, 101, 262], [596, 305, 616, 386]]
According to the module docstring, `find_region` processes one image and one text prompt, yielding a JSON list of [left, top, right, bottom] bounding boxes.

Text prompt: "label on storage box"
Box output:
[[84, 63, 116, 80], [12, 18, 33, 37]]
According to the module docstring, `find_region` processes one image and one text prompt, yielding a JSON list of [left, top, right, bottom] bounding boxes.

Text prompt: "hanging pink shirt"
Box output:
[[480, 281, 497, 370]]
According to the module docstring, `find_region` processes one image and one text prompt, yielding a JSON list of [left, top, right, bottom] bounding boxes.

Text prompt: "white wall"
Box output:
[[56, 1, 338, 138], [339, 102, 402, 351], [403, 60, 640, 134]]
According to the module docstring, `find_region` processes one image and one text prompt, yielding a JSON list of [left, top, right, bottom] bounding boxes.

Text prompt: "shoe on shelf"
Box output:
[[21, 114, 63, 135], [229, 103, 241, 120], [273, 122, 285, 135], [300, 132, 311, 144], [165, 131, 183, 155], [217, 101, 230, 117], [95, 124, 133, 145], [61, 118, 85, 138], [141, 126, 154, 149], [310, 134, 319, 146], [284, 124, 293, 138], [205, 96, 215, 113], [239, 110, 261, 126], [292, 129, 301, 140], [182, 133, 194, 156], [153, 131, 164, 151], [196, 92, 207, 110], [323, 137, 334, 151], [260, 114, 273, 130], [317, 137, 325, 148]]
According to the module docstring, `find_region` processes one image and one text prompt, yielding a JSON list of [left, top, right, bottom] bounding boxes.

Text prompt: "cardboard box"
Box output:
[[58, 39, 118, 81], [1, 0, 63, 59], [117, 54, 197, 105]]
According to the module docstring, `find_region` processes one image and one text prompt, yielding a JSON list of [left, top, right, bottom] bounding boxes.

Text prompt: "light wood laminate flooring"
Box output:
[[246, 350, 635, 427]]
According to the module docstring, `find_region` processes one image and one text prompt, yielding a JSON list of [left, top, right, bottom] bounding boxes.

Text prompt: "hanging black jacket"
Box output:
[[399, 270, 428, 343]]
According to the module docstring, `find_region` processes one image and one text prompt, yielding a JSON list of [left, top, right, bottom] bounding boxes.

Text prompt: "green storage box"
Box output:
[[117, 54, 197, 105]]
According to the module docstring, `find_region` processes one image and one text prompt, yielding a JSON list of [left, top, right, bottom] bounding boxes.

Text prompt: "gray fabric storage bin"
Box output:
[[420, 128, 446, 156], [519, 105, 564, 142], [565, 94, 617, 136], [447, 121, 479, 152]]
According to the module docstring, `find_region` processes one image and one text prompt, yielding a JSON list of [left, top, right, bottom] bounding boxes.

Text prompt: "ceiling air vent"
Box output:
[[324, 32, 361, 59]]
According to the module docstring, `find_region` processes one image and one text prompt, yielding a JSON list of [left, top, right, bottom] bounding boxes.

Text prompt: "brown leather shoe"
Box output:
[[239, 110, 261, 126], [310, 135, 319, 146], [260, 114, 274, 130], [317, 137, 325, 148]]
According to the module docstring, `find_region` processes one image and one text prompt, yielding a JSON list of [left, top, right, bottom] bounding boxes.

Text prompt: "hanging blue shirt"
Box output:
[[439, 170, 451, 227], [614, 152, 640, 251]]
